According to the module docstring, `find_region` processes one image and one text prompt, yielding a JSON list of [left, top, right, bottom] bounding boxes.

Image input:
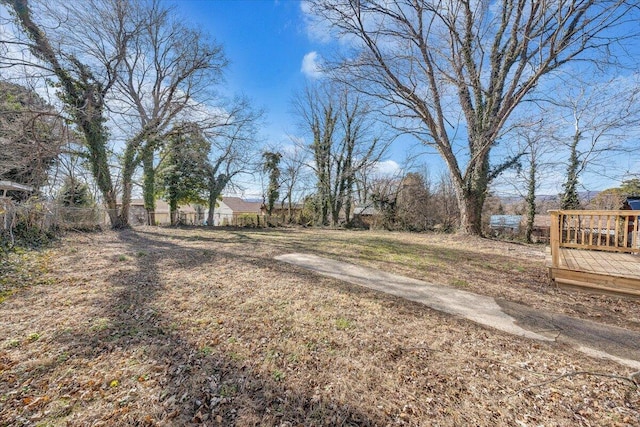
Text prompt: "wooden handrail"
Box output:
[[549, 210, 640, 268]]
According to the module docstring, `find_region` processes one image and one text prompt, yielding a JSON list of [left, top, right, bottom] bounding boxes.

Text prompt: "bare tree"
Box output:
[[547, 76, 640, 209], [396, 172, 433, 231], [2, 0, 130, 225], [279, 144, 309, 223], [293, 81, 390, 225], [2, 0, 227, 228], [111, 0, 226, 224], [504, 120, 558, 242], [310, 0, 640, 235], [204, 97, 263, 226], [369, 174, 401, 229]]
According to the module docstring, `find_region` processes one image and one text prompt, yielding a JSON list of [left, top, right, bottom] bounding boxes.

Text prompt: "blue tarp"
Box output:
[[627, 198, 640, 210]]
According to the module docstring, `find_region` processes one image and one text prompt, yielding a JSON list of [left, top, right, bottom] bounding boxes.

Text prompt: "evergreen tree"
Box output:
[[560, 133, 581, 210], [262, 151, 282, 216], [621, 179, 640, 196], [156, 127, 209, 225], [59, 177, 94, 207]]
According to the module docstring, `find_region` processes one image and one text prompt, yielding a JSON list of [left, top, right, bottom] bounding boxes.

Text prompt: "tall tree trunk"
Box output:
[[457, 190, 484, 235], [448, 152, 488, 236], [142, 146, 156, 225], [331, 197, 342, 226], [206, 174, 229, 227], [116, 143, 138, 229], [525, 152, 537, 243], [6, 0, 123, 228], [206, 195, 216, 226], [344, 190, 353, 224], [169, 198, 178, 226]]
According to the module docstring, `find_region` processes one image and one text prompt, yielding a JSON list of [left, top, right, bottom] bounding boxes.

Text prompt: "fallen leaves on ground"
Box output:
[[0, 227, 638, 426]]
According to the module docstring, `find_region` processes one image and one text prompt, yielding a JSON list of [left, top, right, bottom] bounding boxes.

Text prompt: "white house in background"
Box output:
[[115, 199, 204, 225], [210, 196, 263, 226]]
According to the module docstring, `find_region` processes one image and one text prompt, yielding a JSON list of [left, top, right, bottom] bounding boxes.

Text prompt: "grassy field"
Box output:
[[0, 227, 639, 426]]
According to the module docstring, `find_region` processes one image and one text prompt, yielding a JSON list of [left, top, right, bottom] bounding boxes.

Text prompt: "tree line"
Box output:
[[2, 0, 639, 236], [1, 0, 260, 228]]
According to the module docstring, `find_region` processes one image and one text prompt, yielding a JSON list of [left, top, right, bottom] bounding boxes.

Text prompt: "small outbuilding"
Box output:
[[0, 180, 34, 198], [489, 215, 522, 232]]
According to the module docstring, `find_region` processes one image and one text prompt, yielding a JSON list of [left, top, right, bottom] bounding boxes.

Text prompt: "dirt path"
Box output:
[[276, 252, 640, 370]]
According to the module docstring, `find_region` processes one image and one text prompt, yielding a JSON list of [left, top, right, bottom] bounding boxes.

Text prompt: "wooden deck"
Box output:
[[548, 210, 640, 298], [548, 247, 640, 297]]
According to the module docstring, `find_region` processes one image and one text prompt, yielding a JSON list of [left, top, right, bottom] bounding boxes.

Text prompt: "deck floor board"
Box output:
[[558, 248, 640, 279]]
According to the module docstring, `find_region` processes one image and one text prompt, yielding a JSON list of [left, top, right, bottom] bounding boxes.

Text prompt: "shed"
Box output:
[[0, 180, 34, 198], [353, 205, 378, 216]]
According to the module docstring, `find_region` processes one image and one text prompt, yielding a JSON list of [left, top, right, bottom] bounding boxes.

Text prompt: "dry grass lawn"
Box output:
[[1, 227, 639, 426]]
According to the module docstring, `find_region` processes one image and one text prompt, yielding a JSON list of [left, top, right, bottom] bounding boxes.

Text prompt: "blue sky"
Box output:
[[4, 0, 632, 198], [170, 0, 639, 200], [172, 0, 321, 146], [171, 0, 411, 191]]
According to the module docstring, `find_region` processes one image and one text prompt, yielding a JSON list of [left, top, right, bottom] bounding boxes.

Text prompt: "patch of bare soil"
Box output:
[[0, 227, 638, 426]]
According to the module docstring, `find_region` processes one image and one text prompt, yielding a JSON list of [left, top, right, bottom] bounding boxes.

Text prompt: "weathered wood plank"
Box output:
[[554, 277, 640, 299], [551, 266, 640, 291]]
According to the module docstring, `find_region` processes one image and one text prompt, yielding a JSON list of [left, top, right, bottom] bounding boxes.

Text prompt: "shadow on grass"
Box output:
[[137, 226, 546, 286], [46, 228, 381, 426]]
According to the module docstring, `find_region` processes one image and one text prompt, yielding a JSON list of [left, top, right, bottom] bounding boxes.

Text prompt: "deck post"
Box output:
[[549, 211, 560, 270]]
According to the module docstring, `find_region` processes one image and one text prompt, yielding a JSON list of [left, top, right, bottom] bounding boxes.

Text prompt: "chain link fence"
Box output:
[[1, 198, 108, 247]]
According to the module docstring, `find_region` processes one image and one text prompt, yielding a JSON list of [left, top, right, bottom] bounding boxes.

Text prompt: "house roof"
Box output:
[[221, 196, 263, 213], [118, 199, 197, 213], [354, 205, 378, 216]]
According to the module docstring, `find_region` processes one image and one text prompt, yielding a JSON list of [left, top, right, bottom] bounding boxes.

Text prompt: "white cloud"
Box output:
[[301, 51, 323, 79], [300, 1, 333, 43], [372, 160, 401, 176]]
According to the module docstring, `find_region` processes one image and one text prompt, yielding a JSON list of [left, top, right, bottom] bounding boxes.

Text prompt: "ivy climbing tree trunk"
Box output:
[[560, 131, 581, 210], [525, 154, 537, 243], [142, 146, 156, 225], [206, 174, 230, 227], [294, 82, 389, 227], [4, 0, 126, 226], [118, 142, 139, 228]]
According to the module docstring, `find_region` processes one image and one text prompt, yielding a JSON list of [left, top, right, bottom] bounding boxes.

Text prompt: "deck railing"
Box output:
[[549, 210, 640, 267]]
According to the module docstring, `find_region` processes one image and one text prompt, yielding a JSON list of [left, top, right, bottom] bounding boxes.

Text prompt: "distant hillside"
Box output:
[[501, 191, 600, 205]]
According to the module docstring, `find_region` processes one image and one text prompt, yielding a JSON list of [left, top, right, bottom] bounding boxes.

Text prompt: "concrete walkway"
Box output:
[[275, 253, 640, 370]]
